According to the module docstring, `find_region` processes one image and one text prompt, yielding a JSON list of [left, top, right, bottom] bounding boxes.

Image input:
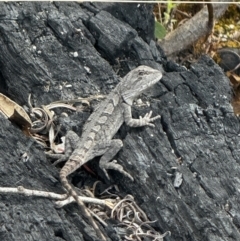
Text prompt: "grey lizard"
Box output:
[[47, 65, 163, 240]]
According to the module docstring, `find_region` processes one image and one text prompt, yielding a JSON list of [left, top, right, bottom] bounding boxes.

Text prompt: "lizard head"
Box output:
[[120, 65, 162, 105]]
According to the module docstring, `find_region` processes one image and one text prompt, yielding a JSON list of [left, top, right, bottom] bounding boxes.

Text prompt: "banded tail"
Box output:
[[60, 162, 106, 240]]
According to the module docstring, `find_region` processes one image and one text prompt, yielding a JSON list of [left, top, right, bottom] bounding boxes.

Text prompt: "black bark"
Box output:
[[0, 2, 239, 241]]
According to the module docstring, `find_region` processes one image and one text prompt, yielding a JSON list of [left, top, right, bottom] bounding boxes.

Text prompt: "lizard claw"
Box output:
[[102, 168, 111, 180], [52, 159, 64, 166], [100, 160, 134, 181], [140, 111, 161, 127], [45, 153, 68, 166], [52, 155, 68, 166]]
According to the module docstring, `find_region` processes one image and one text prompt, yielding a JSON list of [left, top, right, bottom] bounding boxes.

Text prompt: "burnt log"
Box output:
[[0, 2, 239, 241]]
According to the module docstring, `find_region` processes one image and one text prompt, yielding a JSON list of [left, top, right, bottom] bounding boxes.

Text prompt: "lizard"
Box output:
[[47, 65, 163, 240]]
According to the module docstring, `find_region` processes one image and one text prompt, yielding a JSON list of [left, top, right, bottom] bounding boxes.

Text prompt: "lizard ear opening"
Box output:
[[122, 92, 134, 106]]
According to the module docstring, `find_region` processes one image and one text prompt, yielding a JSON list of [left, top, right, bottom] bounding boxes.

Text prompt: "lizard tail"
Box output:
[[59, 164, 106, 240]]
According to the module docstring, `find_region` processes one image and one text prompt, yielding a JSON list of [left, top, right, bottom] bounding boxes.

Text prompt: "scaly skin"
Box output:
[[49, 65, 163, 240]]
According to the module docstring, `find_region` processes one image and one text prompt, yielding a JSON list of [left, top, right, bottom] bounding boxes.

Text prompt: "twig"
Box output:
[[0, 186, 114, 208]]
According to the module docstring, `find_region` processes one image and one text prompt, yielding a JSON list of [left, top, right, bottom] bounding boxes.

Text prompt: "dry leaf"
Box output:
[[0, 93, 32, 129], [227, 71, 240, 86]]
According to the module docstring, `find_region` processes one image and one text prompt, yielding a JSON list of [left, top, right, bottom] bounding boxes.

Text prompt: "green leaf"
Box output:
[[154, 21, 166, 39]]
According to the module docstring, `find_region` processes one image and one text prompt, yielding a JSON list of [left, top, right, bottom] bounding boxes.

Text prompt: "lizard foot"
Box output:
[[52, 158, 66, 166], [45, 152, 63, 159], [140, 111, 161, 127], [101, 160, 134, 181], [45, 153, 67, 165]]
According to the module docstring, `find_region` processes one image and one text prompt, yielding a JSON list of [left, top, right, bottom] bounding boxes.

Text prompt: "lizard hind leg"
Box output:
[[98, 139, 134, 181], [46, 130, 80, 165]]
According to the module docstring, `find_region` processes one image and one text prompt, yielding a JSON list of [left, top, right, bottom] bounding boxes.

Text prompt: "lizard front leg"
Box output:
[[46, 130, 80, 165], [123, 102, 160, 127], [96, 140, 134, 181]]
